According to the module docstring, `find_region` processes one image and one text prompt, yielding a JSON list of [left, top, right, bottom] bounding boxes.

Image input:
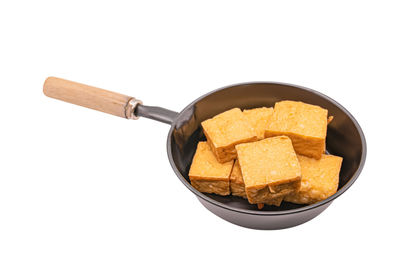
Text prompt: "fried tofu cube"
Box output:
[[262, 196, 284, 207], [236, 136, 301, 204], [264, 101, 328, 159], [285, 154, 343, 204], [201, 108, 258, 163], [230, 160, 283, 206], [243, 107, 274, 140], [189, 142, 234, 196], [230, 160, 246, 198]]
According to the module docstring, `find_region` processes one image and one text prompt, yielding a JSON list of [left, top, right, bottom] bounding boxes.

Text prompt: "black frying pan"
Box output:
[[43, 77, 366, 230]]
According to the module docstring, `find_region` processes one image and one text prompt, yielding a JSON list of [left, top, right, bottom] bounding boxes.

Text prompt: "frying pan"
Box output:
[[43, 77, 366, 230]]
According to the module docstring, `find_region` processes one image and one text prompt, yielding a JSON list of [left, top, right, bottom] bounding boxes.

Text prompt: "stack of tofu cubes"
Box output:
[[189, 101, 343, 207]]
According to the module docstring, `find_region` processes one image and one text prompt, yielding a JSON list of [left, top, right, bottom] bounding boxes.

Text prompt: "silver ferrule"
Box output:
[[125, 98, 143, 120]]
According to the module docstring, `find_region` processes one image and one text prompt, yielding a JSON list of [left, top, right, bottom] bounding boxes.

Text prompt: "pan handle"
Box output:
[[43, 77, 178, 125]]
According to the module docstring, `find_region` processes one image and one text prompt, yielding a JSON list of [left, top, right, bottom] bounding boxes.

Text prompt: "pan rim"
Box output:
[[167, 81, 367, 216]]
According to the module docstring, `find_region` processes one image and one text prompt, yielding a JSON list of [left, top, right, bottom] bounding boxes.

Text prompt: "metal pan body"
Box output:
[[164, 82, 366, 230]]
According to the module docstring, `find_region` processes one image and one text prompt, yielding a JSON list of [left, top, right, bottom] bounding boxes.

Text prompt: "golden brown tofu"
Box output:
[[263, 196, 284, 207], [230, 160, 283, 206], [201, 108, 258, 163], [189, 142, 234, 196], [236, 136, 301, 204], [285, 154, 342, 204], [229, 161, 246, 198], [264, 101, 328, 159], [243, 107, 274, 140]]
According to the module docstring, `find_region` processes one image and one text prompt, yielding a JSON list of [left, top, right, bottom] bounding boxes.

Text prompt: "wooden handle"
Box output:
[[43, 77, 137, 118]]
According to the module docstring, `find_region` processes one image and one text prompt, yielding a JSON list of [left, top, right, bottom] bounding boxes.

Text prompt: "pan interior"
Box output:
[[169, 83, 364, 211]]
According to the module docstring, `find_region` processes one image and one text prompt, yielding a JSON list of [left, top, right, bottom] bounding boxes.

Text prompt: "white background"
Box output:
[[0, 1, 398, 266]]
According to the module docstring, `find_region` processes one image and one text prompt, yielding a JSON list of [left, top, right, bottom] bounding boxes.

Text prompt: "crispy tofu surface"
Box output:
[[236, 136, 301, 204], [189, 142, 234, 195], [230, 160, 284, 206], [229, 161, 246, 198], [265, 101, 328, 159], [201, 108, 257, 163], [243, 107, 274, 140], [285, 154, 342, 204]]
